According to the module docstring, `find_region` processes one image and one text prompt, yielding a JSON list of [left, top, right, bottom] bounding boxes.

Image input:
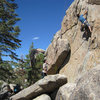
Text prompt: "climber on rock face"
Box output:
[[77, 10, 92, 33]]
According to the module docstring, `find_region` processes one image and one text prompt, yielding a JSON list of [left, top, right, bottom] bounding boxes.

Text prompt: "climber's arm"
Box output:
[[83, 10, 88, 16]]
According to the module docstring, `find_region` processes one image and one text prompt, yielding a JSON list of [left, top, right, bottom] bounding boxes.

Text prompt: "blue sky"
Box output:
[[15, 0, 74, 58]]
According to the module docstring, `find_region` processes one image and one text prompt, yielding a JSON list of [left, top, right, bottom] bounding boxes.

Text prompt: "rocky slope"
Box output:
[[10, 74, 67, 100], [10, 65, 100, 100], [46, 0, 100, 83]]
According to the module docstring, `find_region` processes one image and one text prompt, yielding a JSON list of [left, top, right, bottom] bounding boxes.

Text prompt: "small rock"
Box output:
[[33, 94, 51, 100]]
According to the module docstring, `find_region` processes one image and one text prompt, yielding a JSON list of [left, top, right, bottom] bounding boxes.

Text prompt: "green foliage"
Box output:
[[24, 43, 44, 85], [0, 61, 16, 83], [31, 53, 44, 82], [0, 0, 21, 60], [0, 0, 21, 85], [29, 42, 34, 54], [11, 42, 45, 87]]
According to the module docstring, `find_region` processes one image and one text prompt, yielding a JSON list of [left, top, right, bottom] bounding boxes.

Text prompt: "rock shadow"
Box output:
[[57, 50, 71, 73]]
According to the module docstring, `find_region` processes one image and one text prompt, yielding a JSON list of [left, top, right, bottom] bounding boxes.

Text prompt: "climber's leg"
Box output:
[[81, 24, 84, 31], [84, 21, 92, 33], [88, 26, 92, 33]]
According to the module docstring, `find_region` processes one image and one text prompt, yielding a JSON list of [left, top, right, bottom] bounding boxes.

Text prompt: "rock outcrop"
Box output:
[[70, 65, 100, 100], [46, 30, 70, 74], [36, 49, 45, 54], [55, 83, 76, 100], [46, 0, 100, 83], [10, 74, 67, 100], [0, 82, 12, 100]]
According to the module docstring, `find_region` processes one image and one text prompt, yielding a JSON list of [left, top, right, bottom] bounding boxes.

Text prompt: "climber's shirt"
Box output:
[[42, 63, 47, 73], [79, 14, 86, 24]]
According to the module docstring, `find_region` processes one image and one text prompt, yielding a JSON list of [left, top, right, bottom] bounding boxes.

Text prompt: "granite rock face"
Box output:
[[46, 0, 100, 83], [70, 65, 100, 100], [55, 83, 76, 100], [46, 30, 70, 74]]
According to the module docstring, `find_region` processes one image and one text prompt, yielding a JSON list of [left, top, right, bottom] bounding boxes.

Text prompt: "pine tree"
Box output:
[[0, 60, 16, 83], [12, 43, 35, 86], [0, 0, 21, 82], [24, 42, 44, 85], [0, 0, 21, 60], [12, 42, 44, 87]]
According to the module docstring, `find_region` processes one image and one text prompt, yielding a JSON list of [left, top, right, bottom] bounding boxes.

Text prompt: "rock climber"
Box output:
[[77, 10, 92, 33], [42, 59, 48, 78], [13, 84, 21, 94]]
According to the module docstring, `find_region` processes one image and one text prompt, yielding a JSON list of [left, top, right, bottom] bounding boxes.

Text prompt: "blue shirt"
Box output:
[[79, 14, 86, 24]]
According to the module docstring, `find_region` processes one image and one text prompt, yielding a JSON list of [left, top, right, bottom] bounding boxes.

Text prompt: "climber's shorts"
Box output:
[[83, 21, 90, 26]]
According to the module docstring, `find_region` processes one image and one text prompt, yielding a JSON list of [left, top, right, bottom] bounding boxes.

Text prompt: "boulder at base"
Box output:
[[10, 74, 67, 100], [70, 65, 100, 100], [55, 83, 76, 100], [33, 94, 51, 100]]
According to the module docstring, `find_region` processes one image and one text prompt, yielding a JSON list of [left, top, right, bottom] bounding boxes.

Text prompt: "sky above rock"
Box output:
[[15, 0, 74, 58]]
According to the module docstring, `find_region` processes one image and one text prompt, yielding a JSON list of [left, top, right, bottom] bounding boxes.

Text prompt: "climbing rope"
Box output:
[[72, 39, 85, 56]]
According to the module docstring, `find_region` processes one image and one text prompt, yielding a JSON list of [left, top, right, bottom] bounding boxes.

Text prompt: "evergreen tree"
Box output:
[[29, 42, 34, 54], [0, 60, 16, 83], [0, 0, 21, 82], [11, 42, 44, 87], [0, 0, 21, 60], [11, 43, 35, 87], [24, 42, 44, 85]]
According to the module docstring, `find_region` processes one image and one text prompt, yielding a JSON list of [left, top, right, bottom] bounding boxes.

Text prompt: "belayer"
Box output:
[[42, 59, 48, 78], [14, 84, 21, 94], [77, 10, 92, 33]]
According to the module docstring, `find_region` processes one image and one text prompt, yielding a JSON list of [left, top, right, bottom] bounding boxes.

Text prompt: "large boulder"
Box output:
[[59, 0, 100, 82], [70, 65, 100, 100], [43, 0, 100, 83], [33, 94, 51, 100], [10, 74, 67, 100], [36, 49, 45, 54], [0, 82, 11, 100], [1, 82, 11, 93], [55, 83, 76, 100], [46, 30, 70, 74]]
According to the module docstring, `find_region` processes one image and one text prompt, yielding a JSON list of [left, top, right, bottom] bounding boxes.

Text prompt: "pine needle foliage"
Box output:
[[0, 0, 21, 60], [14, 43, 45, 87], [0, 0, 21, 83]]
